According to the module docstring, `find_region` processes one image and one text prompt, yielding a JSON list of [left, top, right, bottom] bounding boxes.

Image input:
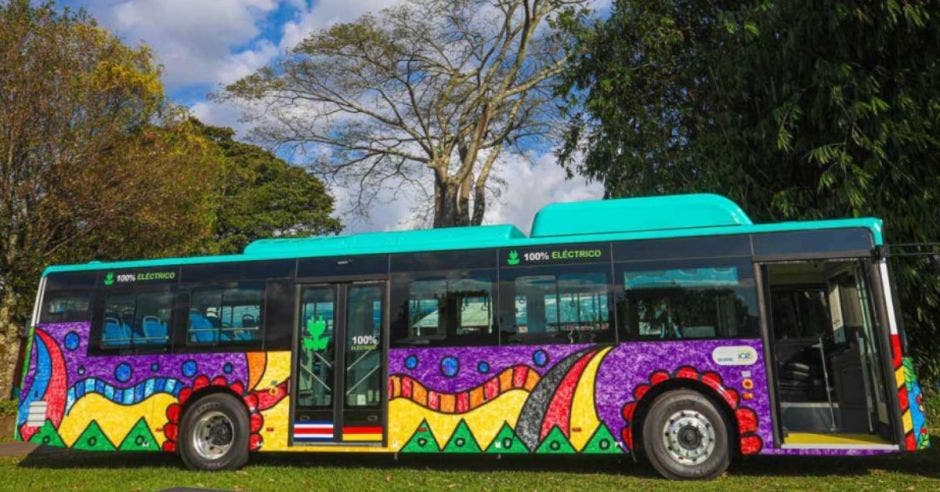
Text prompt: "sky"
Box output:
[[60, 0, 604, 233]]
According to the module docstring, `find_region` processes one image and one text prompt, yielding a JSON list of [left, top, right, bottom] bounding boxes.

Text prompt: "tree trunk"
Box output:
[[433, 178, 471, 227], [471, 184, 486, 225], [0, 287, 22, 400]]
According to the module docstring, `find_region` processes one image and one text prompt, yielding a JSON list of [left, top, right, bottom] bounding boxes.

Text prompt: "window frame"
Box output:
[[90, 285, 177, 355], [179, 280, 267, 351], [614, 257, 760, 342], [39, 289, 93, 324], [498, 263, 616, 345], [390, 268, 499, 348]]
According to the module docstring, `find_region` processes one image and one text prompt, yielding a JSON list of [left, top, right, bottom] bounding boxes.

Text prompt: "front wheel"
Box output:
[[178, 393, 250, 471], [641, 389, 731, 480]]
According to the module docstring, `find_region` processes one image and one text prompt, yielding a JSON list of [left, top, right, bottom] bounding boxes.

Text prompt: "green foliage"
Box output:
[[561, 0, 940, 381], [0, 399, 17, 417], [194, 121, 341, 254]]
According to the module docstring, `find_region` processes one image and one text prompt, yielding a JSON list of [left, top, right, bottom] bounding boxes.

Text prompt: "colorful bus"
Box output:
[[15, 194, 930, 479]]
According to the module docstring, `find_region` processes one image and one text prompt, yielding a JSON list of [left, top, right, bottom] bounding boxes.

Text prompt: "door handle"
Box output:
[[367, 415, 378, 422]]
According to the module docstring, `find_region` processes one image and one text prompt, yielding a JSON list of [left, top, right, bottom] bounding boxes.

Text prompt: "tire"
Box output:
[[641, 389, 731, 480], [178, 393, 250, 471]]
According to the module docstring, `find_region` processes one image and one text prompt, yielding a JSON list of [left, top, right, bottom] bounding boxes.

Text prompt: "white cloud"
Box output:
[[484, 151, 604, 233], [85, 0, 281, 89], [278, 0, 403, 52]]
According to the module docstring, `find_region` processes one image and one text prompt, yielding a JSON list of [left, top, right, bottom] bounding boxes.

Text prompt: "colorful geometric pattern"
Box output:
[[891, 334, 930, 450], [18, 319, 928, 459]]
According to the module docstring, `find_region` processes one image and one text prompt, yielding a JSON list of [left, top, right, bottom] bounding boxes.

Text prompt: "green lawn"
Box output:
[[0, 393, 936, 491]]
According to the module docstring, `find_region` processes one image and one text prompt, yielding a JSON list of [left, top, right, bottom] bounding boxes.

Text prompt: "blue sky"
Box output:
[[59, 0, 603, 232]]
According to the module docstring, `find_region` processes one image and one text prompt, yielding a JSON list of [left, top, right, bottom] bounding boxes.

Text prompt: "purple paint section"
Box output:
[[388, 344, 588, 392], [594, 339, 775, 453], [38, 321, 248, 391]]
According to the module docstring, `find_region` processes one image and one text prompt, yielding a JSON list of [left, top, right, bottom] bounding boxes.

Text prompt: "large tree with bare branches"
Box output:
[[225, 0, 586, 227]]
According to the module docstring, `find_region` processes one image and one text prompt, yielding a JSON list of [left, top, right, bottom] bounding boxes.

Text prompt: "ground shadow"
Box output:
[[16, 435, 940, 480]]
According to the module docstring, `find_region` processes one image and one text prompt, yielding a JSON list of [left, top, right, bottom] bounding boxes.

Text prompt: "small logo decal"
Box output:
[[712, 346, 758, 366], [506, 250, 520, 266]]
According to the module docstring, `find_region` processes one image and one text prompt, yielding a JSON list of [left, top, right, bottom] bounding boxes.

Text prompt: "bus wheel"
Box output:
[[178, 393, 250, 471], [641, 389, 730, 480]]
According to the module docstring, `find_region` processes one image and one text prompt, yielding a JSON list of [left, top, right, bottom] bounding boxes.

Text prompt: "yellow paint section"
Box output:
[[785, 432, 892, 446], [342, 435, 383, 442], [259, 397, 291, 451], [896, 366, 906, 388], [568, 347, 611, 450], [388, 389, 529, 451], [261, 351, 292, 387], [59, 393, 176, 447], [903, 409, 913, 433]]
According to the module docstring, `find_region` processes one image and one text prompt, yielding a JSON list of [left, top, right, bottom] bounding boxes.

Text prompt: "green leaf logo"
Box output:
[[507, 250, 520, 266], [302, 316, 330, 351], [103, 272, 115, 286]]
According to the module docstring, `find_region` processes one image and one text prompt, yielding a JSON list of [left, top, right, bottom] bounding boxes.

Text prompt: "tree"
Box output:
[[560, 1, 940, 378], [194, 121, 342, 254], [224, 0, 586, 227], [0, 1, 222, 396]]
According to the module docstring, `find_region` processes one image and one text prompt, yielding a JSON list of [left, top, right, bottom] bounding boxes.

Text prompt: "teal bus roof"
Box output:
[[42, 194, 884, 276]]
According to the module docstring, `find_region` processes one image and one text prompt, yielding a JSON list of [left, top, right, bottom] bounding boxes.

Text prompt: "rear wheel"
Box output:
[[179, 393, 250, 471], [641, 389, 731, 480]]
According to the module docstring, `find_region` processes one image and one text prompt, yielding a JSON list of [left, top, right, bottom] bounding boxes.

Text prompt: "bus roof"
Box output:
[[42, 193, 883, 276]]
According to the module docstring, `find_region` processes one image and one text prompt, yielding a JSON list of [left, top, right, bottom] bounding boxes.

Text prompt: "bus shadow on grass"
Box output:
[[16, 436, 940, 480]]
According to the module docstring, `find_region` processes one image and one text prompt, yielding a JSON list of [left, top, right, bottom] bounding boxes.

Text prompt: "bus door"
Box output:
[[292, 281, 386, 446], [761, 259, 896, 447]]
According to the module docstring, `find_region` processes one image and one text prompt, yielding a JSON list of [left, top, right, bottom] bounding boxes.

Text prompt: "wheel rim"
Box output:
[[192, 410, 235, 460], [661, 409, 716, 465]]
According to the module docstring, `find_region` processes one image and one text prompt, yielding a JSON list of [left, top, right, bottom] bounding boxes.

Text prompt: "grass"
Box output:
[[0, 392, 935, 490]]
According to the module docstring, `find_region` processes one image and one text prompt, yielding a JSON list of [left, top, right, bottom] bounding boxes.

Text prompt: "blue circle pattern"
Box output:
[[64, 332, 80, 351], [477, 361, 490, 374], [150, 363, 160, 372], [440, 356, 459, 377], [114, 363, 132, 383], [182, 360, 198, 378], [223, 363, 233, 374], [532, 350, 549, 367], [405, 355, 418, 370]]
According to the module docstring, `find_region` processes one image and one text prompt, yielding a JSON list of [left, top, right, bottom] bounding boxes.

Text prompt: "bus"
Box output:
[[15, 194, 930, 479]]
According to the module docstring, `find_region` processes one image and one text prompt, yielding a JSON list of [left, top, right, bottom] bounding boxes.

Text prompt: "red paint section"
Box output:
[[343, 426, 383, 435], [35, 330, 67, 428], [539, 350, 597, 441]]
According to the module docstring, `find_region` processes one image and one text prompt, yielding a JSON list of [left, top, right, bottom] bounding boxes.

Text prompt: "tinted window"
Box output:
[[100, 291, 173, 348], [40, 291, 91, 323], [298, 255, 387, 277], [391, 270, 496, 346], [181, 260, 293, 283], [501, 265, 614, 344], [616, 260, 759, 340], [391, 249, 494, 272], [752, 228, 873, 258], [187, 283, 264, 346], [614, 235, 750, 262]]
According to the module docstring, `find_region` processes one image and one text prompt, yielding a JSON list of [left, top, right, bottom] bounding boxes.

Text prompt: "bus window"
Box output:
[[505, 268, 613, 344], [186, 285, 264, 345], [40, 291, 91, 323], [391, 272, 496, 346], [616, 262, 758, 340], [100, 291, 172, 348], [188, 284, 264, 346]]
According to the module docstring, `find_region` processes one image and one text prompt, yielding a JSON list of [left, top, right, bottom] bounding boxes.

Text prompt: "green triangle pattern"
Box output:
[[485, 422, 529, 454], [441, 420, 482, 453], [535, 426, 576, 454], [118, 418, 160, 451], [72, 420, 116, 451], [401, 419, 441, 453], [580, 424, 622, 454], [28, 420, 65, 447]]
